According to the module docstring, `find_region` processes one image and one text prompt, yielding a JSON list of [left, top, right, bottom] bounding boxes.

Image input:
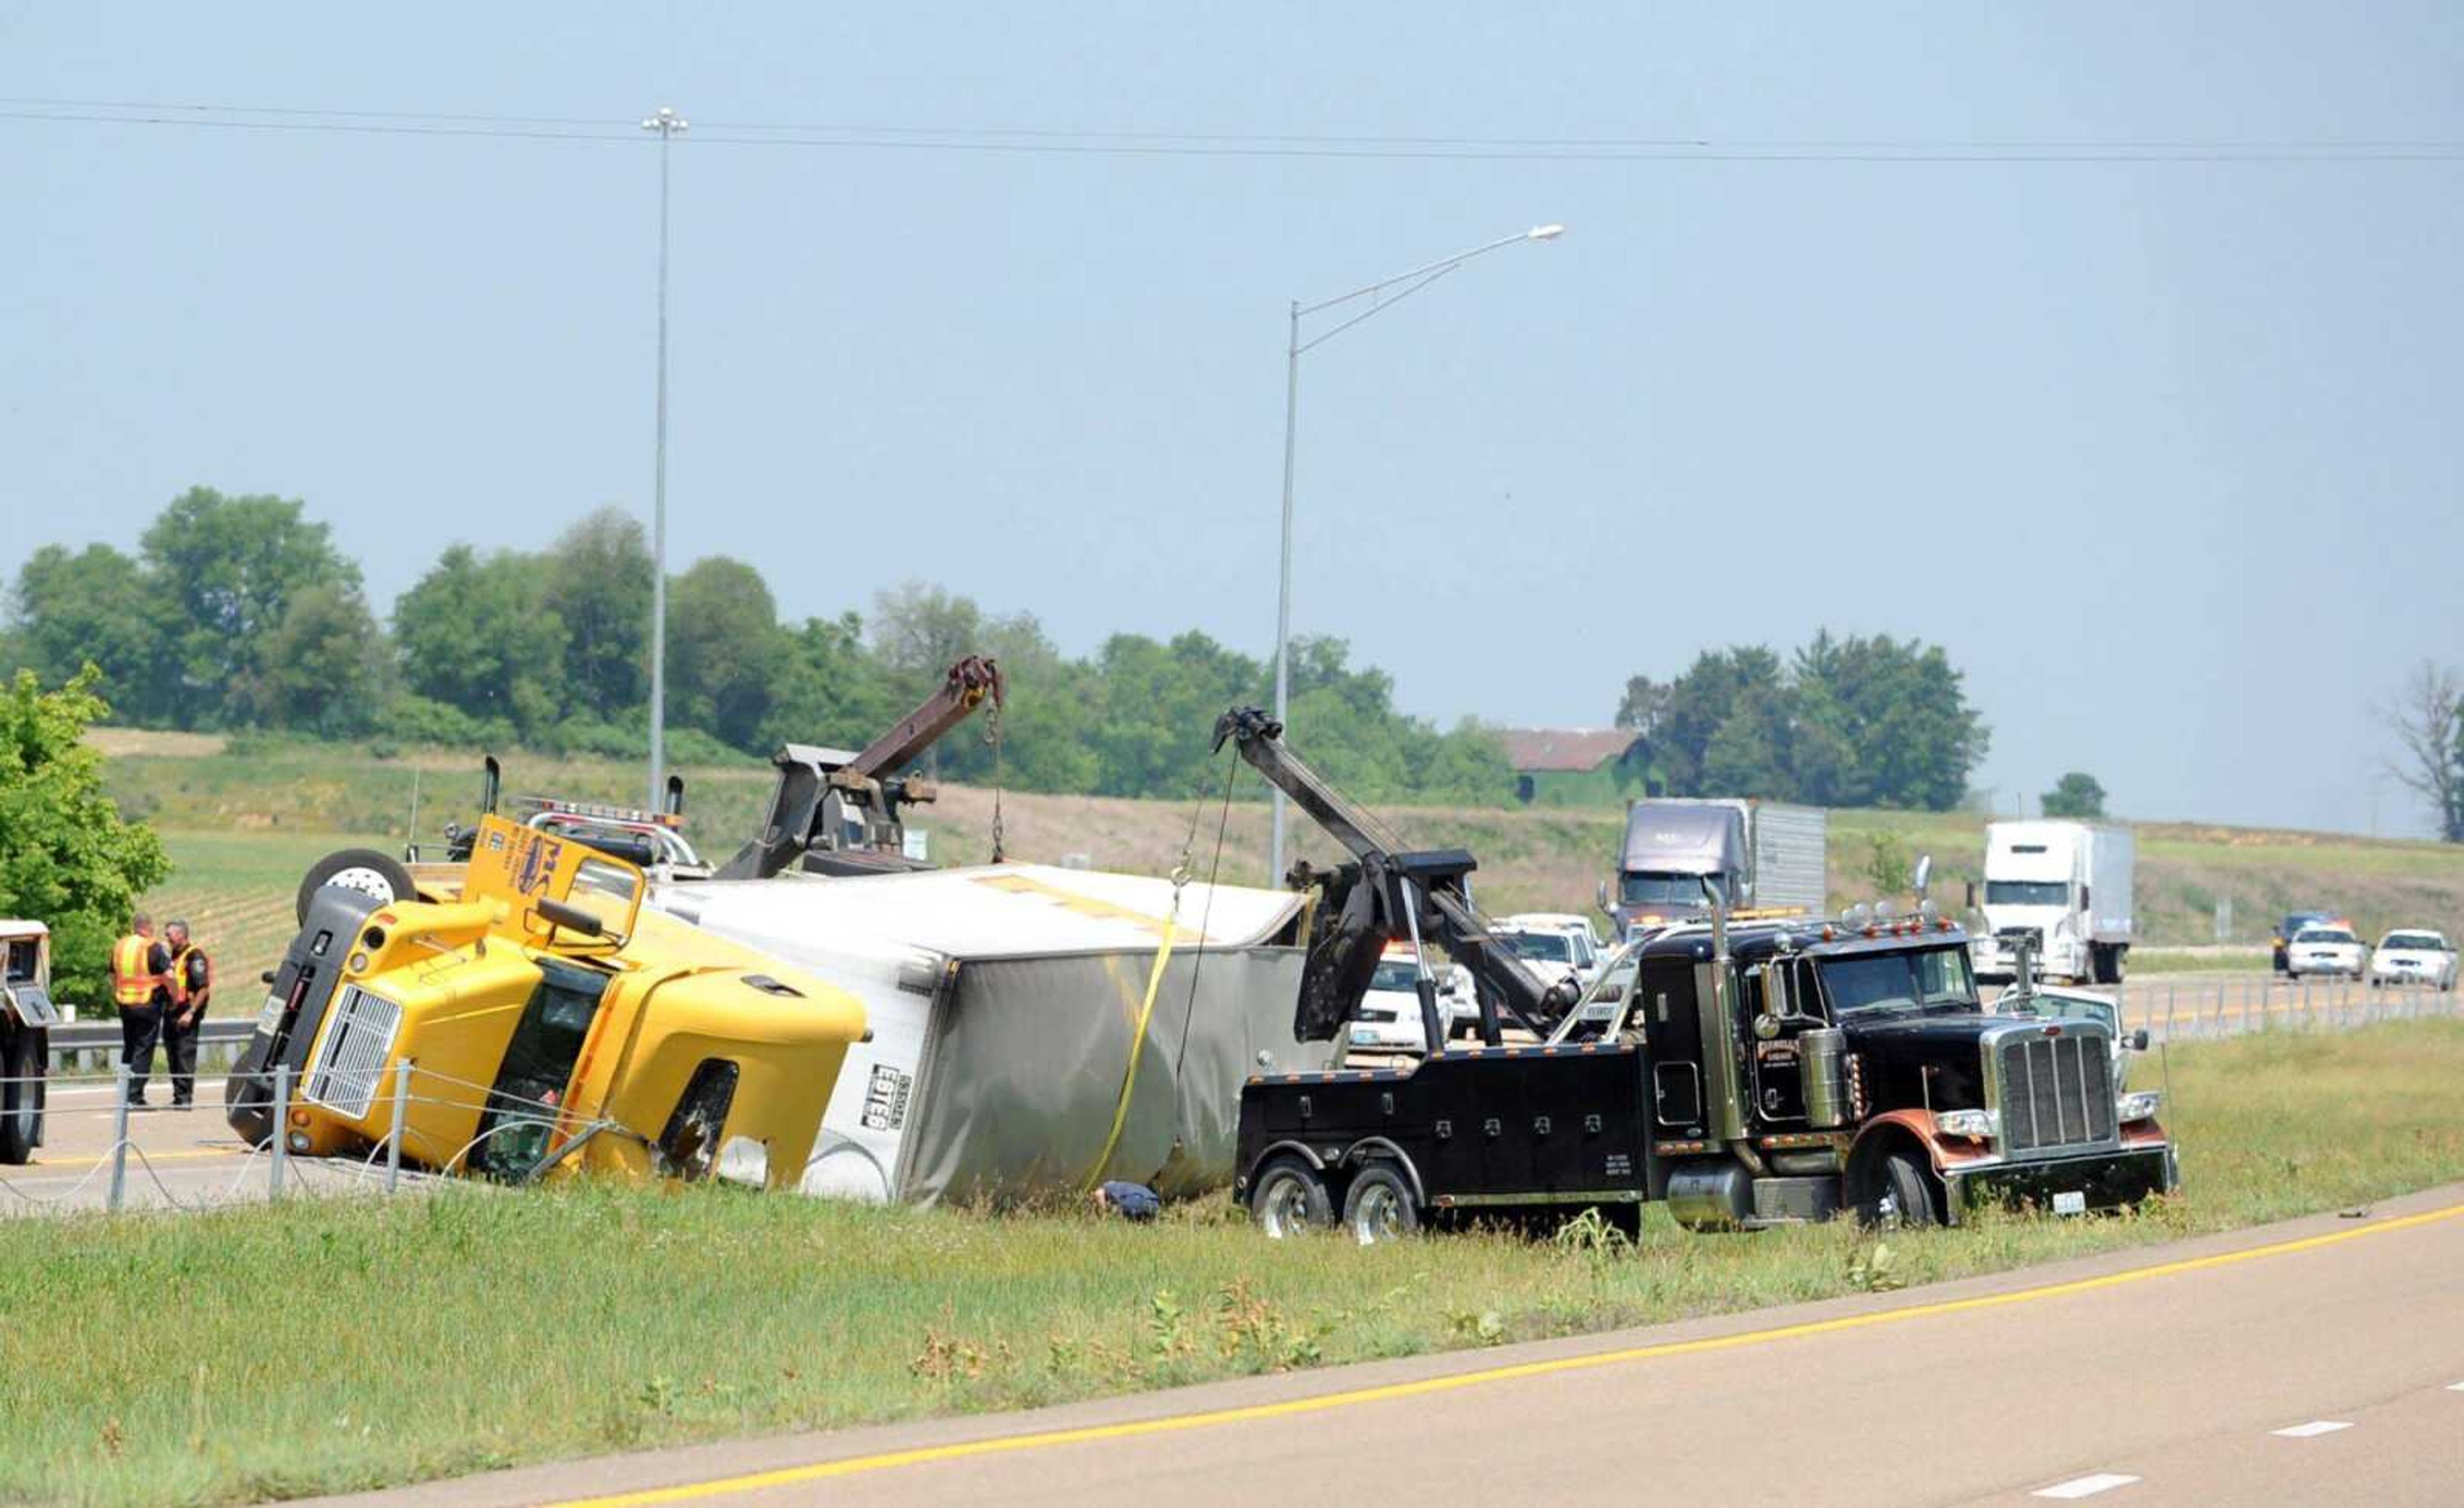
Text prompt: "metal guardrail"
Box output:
[[2112, 974, 2462, 1043], [46, 1018, 255, 1071]]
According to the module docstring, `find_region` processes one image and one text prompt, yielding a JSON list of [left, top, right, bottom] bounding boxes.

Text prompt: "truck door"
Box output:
[[1634, 960, 1706, 1134]]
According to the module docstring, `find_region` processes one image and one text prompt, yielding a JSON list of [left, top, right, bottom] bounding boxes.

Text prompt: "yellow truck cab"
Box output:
[[227, 816, 864, 1189]]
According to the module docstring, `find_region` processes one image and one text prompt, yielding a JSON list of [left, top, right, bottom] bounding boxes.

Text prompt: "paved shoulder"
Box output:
[[305, 1185, 2464, 1508]]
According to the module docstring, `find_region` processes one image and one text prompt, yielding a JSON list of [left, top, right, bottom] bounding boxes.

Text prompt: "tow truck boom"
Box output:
[[720, 655, 1005, 880], [1211, 706, 1575, 1048]]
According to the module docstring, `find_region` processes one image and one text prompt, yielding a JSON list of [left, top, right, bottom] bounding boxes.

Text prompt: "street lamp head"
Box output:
[[642, 106, 689, 133], [1527, 223, 1566, 241]]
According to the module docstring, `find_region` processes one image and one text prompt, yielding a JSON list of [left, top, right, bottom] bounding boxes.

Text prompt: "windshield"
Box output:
[[1619, 871, 1707, 908], [1985, 880, 2069, 907], [1368, 960, 1420, 993], [2382, 932, 2446, 952], [1501, 932, 1574, 963], [2295, 929, 2357, 945], [1819, 947, 1978, 1017]]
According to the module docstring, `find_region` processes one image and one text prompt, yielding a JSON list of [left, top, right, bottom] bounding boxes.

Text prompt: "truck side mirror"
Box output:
[[2081, 885, 2091, 911], [1913, 855, 1933, 898], [2128, 1028, 2150, 1052], [1965, 880, 1976, 911], [1596, 879, 1613, 914]]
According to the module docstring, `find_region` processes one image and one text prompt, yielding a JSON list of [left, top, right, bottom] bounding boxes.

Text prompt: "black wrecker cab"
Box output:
[[1217, 706, 2178, 1243]]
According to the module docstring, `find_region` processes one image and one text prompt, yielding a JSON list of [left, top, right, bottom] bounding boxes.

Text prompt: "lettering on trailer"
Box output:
[[513, 833, 568, 896], [862, 1065, 913, 1131]]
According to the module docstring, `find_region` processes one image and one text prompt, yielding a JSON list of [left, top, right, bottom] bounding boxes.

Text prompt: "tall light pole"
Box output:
[[642, 104, 687, 810], [1268, 223, 1564, 884]]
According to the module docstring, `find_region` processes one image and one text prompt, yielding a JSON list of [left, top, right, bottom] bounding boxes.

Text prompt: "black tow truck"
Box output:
[[1216, 708, 2179, 1242]]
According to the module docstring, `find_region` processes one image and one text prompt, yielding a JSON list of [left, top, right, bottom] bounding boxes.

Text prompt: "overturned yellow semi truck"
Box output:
[[225, 816, 866, 1188]]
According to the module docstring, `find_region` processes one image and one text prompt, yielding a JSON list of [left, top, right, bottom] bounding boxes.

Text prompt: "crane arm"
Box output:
[[1210, 706, 1574, 1045]]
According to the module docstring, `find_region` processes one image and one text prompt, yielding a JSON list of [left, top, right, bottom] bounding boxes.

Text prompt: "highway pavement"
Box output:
[[304, 1181, 2464, 1508], [0, 1074, 434, 1213]]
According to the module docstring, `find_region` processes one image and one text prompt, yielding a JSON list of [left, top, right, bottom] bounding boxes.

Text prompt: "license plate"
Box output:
[[1349, 1025, 1379, 1045], [2053, 1190, 2087, 1217]]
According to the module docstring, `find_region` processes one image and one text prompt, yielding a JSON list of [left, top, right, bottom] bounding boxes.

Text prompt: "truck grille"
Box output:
[[305, 984, 401, 1120], [1997, 1032, 2114, 1154]]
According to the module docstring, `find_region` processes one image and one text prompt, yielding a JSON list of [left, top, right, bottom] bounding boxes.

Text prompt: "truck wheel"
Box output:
[[1248, 1155, 1333, 1238], [1341, 1163, 1419, 1245], [0, 1029, 40, 1165], [1856, 1151, 1938, 1229], [295, 848, 418, 924]]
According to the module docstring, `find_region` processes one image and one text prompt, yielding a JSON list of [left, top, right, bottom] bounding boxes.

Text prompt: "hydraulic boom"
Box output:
[[719, 655, 1005, 880], [1211, 706, 1575, 1048]]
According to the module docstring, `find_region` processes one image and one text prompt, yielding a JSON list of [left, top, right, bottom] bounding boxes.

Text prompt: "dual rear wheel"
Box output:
[[1248, 1156, 1419, 1244]]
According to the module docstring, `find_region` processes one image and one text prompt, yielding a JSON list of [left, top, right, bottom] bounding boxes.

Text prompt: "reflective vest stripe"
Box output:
[[110, 935, 154, 1006]]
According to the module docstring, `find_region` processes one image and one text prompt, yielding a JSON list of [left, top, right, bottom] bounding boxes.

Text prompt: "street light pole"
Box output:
[[642, 104, 687, 811], [1267, 223, 1563, 885]]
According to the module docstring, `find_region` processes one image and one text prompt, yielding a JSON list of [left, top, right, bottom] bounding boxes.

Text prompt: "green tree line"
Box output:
[[8, 488, 1999, 812], [3, 488, 1515, 805], [1615, 631, 1990, 812]]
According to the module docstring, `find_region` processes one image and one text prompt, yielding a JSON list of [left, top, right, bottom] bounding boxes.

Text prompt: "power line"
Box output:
[[5, 99, 2462, 162]]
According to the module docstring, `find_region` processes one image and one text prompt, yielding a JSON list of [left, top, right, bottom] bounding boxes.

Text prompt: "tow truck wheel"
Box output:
[[295, 848, 418, 924], [0, 1029, 40, 1164], [1341, 1163, 1419, 1245], [1249, 1156, 1333, 1238], [1856, 1151, 1939, 1230]]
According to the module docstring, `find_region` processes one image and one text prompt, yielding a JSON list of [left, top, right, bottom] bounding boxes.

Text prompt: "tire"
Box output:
[[1340, 1163, 1420, 1246], [0, 1028, 40, 1164], [1856, 1149, 1939, 1230], [295, 848, 418, 924], [1247, 1154, 1333, 1238]]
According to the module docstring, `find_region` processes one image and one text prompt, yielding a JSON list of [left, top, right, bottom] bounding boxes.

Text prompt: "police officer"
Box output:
[[161, 919, 212, 1110], [110, 913, 167, 1107]]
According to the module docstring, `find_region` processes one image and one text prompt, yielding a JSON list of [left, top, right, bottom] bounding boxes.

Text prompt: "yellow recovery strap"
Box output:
[[1082, 882, 1185, 1190]]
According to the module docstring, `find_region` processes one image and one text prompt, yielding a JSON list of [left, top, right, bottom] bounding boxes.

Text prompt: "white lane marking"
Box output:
[[2272, 1420, 2354, 1438], [49, 1078, 231, 1099], [2033, 1473, 2140, 1498]]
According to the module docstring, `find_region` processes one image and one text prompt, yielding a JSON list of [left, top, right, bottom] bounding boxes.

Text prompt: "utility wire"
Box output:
[[5, 99, 2461, 161]]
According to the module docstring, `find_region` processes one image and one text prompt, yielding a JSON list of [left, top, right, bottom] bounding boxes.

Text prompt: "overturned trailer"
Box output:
[[655, 863, 1313, 1206]]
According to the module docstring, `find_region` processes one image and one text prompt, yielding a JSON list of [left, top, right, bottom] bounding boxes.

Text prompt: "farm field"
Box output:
[[5, 1020, 2461, 1508], [99, 733, 2464, 989]]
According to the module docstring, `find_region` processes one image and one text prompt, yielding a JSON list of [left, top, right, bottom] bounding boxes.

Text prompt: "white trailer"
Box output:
[[1969, 821, 2135, 984], [654, 863, 1312, 1206]]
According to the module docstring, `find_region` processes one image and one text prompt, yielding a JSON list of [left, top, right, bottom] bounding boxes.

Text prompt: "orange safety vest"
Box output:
[[169, 945, 209, 1007], [110, 934, 155, 1007]]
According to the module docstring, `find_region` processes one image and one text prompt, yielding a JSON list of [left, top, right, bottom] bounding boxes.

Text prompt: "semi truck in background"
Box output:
[[1602, 799, 1828, 939], [1969, 820, 2135, 985]]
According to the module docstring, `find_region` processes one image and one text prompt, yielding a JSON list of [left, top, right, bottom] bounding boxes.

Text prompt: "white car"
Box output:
[[2286, 925, 2368, 980], [1493, 918, 1604, 990], [1349, 948, 1478, 1052], [2368, 929, 2457, 991]]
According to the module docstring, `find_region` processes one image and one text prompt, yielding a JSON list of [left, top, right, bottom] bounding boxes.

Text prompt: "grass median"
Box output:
[[7, 1018, 2464, 1508]]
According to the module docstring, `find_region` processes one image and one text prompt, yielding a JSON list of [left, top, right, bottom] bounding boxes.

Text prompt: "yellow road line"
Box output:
[[551, 1198, 2464, 1507]]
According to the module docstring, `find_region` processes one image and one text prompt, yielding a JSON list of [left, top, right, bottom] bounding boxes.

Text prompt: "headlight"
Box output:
[[1937, 1108, 1998, 1138], [2118, 1090, 2163, 1124]]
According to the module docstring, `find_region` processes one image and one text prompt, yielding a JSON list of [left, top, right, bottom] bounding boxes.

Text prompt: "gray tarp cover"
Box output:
[[900, 947, 1308, 1205]]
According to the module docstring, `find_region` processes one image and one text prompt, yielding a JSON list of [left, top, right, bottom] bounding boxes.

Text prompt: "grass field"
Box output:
[[5, 1020, 2463, 1508], [96, 733, 2464, 992]]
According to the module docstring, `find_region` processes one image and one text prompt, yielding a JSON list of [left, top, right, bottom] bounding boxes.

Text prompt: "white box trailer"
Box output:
[[1971, 821, 2135, 984], [654, 863, 1312, 1206]]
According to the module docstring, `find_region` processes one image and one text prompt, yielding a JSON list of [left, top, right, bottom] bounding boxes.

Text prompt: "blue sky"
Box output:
[[5, 4, 2460, 835]]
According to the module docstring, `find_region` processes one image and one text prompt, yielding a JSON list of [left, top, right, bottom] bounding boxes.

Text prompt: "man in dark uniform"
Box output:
[[112, 913, 169, 1108], [161, 919, 212, 1110]]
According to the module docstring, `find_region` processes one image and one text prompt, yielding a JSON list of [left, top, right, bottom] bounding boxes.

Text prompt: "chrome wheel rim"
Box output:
[[1351, 1181, 1405, 1244], [1257, 1174, 1315, 1238]]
